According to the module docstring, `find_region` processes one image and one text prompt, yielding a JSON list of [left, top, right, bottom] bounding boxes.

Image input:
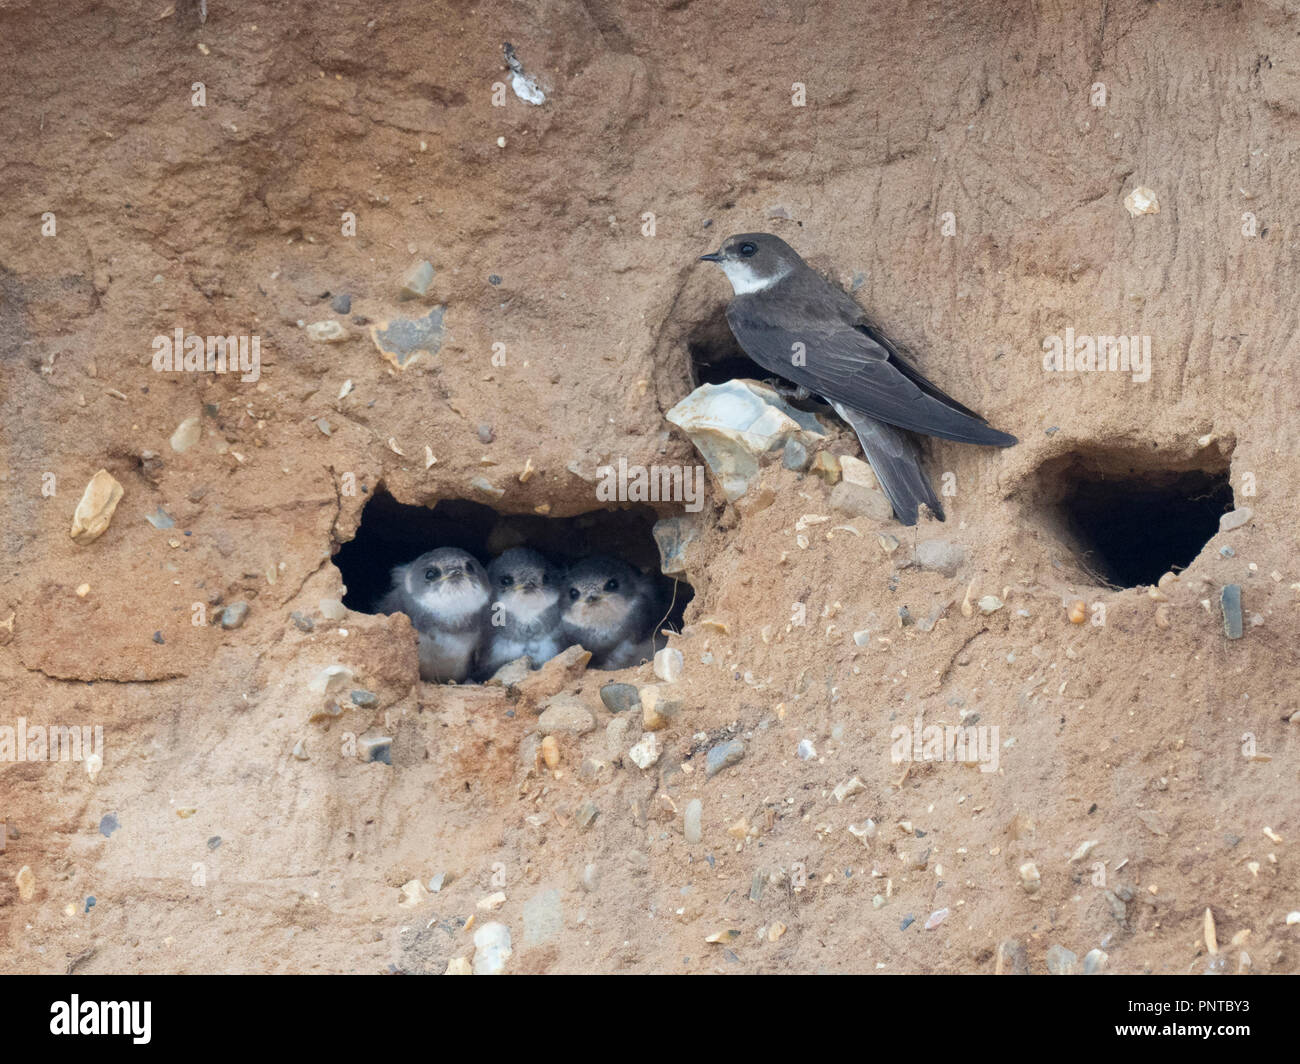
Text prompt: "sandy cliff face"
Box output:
[[0, 0, 1296, 974]]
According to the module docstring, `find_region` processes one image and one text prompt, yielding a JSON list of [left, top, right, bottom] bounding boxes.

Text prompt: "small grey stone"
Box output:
[[1082, 948, 1108, 974], [600, 683, 640, 713], [1103, 890, 1127, 922], [290, 611, 314, 633], [477, 424, 495, 444], [1045, 945, 1078, 975], [900, 914, 915, 931], [1219, 546, 1235, 558], [360, 736, 392, 764], [207, 836, 222, 851], [915, 539, 966, 577], [781, 438, 810, 471], [683, 799, 702, 844], [1219, 506, 1253, 532], [219, 602, 249, 630], [98, 813, 119, 838], [330, 293, 352, 315], [398, 260, 434, 300], [575, 800, 599, 831], [145, 506, 175, 530], [350, 689, 377, 706], [1221, 584, 1243, 640], [152, 631, 165, 644], [705, 739, 745, 778], [488, 274, 502, 286]]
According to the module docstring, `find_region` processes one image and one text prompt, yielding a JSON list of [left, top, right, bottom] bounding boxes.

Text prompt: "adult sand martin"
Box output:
[[699, 233, 1017, 524], [378, 547, 490, 683], [561, 556, 657, 670], [478, 547, 565, 678]]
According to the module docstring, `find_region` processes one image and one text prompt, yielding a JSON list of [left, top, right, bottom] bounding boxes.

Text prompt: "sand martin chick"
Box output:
[[561, 555, 657, 670], [700, 232, 1017, 525], [378, 547, 490, 683], [478, 547, 565, 677]]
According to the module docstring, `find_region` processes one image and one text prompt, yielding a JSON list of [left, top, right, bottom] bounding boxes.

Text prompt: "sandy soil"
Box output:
[[1, 0, 1297, 974]]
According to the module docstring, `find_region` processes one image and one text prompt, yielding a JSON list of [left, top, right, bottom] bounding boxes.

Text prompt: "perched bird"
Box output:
[[478, 547, 565, 678], [377, 547, 490, 683], [699, 232, 1017, 524], [561, 555, 657, 670]]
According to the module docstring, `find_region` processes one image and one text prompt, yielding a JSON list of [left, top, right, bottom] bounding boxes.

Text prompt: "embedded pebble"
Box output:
[[472, 922, 512, 975], [398, 259, 435, 300], [445, 957, 472, 975], [600, 683, 639, 714], [978, 595, 1004, 614], [145, 506, 175, 530], [574, 800, 597, 829], [330, 293, 352, 314], [1083, 948, 1109, 974], [924, 907, 949, 930], [781, 438, 810, 471], [290, 611, 314, 632], [833, 776, 866, 802], [218, 602, 249, 629], [796, 739, 816, 760], [1019, 861, 1041, 894], [540, 735, 560, 769], [170, 416, 203, 454], [684, 799, 703, 844], [305, 320, 347, 342], [350, 689, 377, 706], [70, 470, 125, 545], [1221, 584, 1243, 639], [1123, 185, 1160, 216], [1219, 507, 1253, 532], [628, 733, 660, 769], [98, 813, 119, 838], [809, 452, 841, 484], [1045, 945, 1078, 975], [654, 648, 684, 682], [320, 598, 347, 621], [641, 686, 681, 731], [915, 539, 965, 577], [16, 865, 36, 901], [309, 664, 353, 695], [398, 879, 427, 907], [1067, 599, 1087, 625], [359, 736, 391, 764], [706, 739, 745, 778]]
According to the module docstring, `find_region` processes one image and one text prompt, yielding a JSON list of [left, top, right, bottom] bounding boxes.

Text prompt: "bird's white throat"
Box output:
[[720, 259, 790, 295]]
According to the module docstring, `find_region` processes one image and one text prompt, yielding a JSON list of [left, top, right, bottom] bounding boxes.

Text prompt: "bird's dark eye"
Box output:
[[739, 242, 756, 257], [604, 578, 619, 592], [425, 567, 440, 581], [568, 587, 580, 601], [500, 574, 513, 587]]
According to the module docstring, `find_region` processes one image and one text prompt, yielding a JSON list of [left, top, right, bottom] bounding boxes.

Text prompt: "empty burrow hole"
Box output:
[[1028, 448, 1234, 589], [334, 488, 693, 627]]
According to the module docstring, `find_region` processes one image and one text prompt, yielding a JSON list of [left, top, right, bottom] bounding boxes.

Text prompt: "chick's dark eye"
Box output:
[[500, 574, 513, 587], [568, 588, 580, 601], [604, 578, 619, 592], [739, 242, 756, 257], [425, 567, 440, 581]]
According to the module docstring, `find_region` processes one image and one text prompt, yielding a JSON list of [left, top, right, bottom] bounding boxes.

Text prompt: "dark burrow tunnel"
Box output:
[[1031, 449, 1234, 588]]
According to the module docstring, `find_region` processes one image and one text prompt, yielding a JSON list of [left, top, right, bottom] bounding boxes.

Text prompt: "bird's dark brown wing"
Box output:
[[725, 278, 1017, 447]]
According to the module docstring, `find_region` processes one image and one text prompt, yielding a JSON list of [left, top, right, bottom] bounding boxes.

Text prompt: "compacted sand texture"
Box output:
[[1, 0, 1297, 974]]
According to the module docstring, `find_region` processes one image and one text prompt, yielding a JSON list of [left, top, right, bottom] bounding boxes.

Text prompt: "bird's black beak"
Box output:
[[698, 252, 722, 262]]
